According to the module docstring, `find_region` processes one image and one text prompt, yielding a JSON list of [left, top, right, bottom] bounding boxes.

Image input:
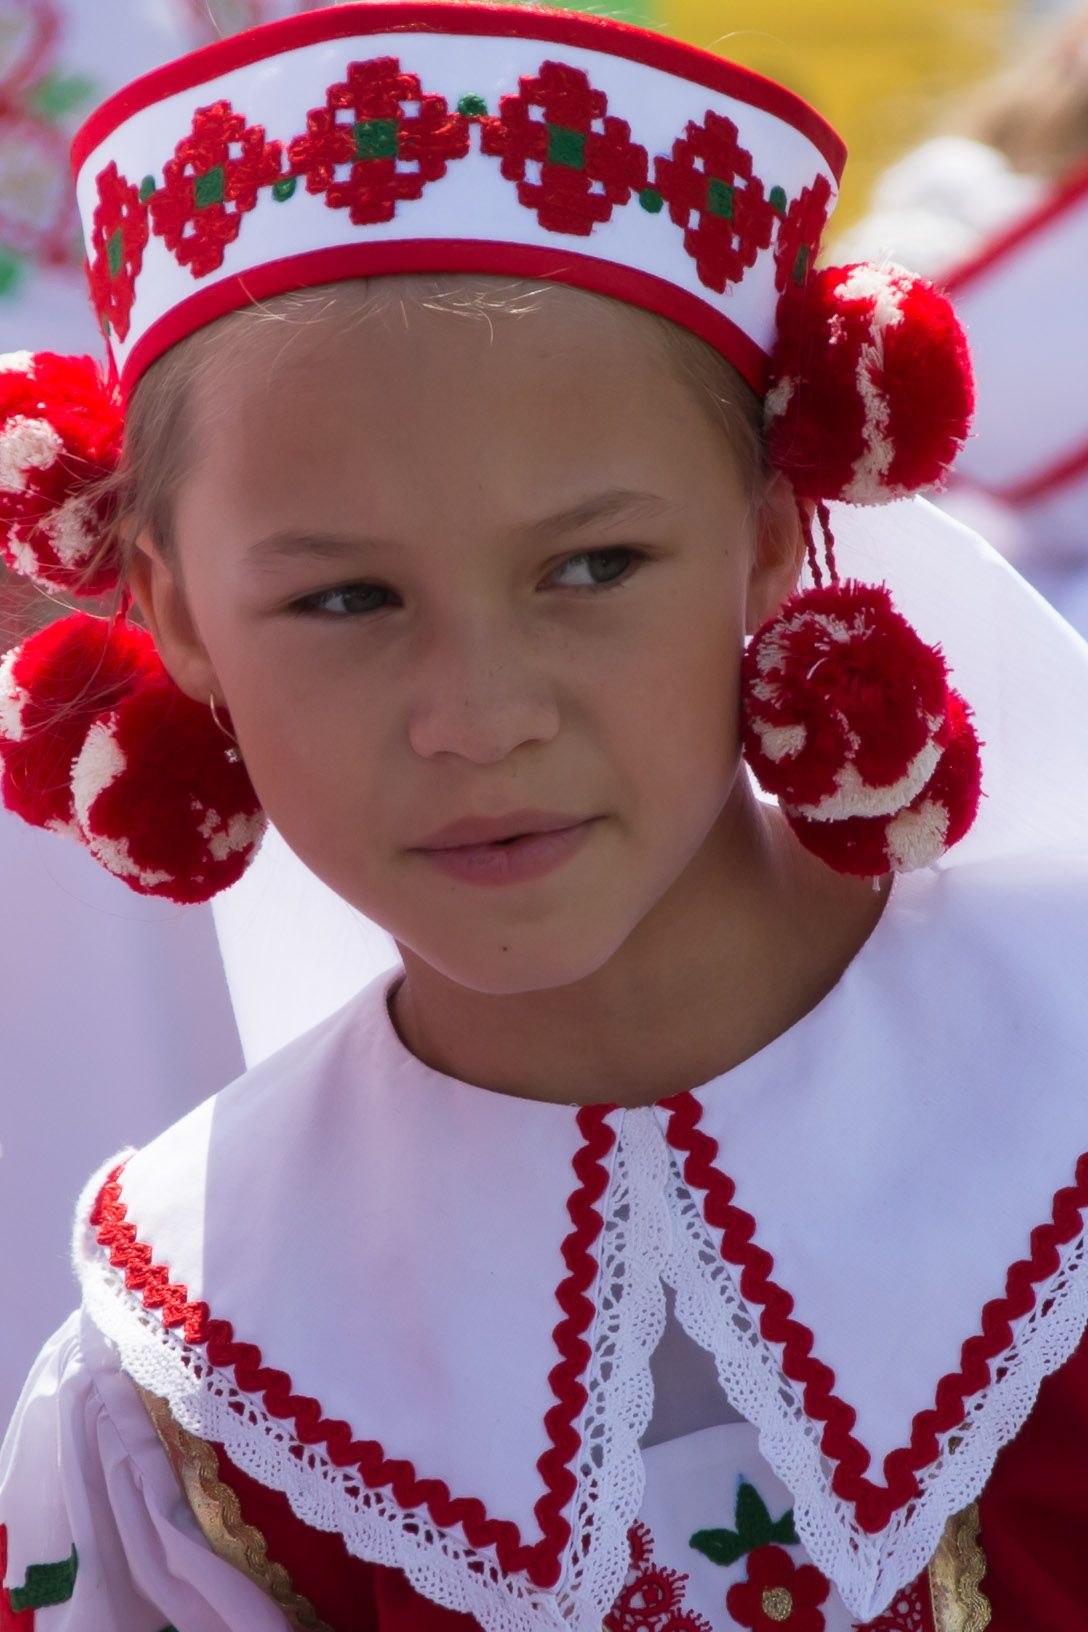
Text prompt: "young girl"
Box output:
[[1, 5, 1087, 1629]]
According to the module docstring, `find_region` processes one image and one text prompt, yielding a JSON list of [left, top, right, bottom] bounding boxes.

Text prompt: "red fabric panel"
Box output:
[[214, 1444, 482, 1631], [979, 1321, 1088, 1628]]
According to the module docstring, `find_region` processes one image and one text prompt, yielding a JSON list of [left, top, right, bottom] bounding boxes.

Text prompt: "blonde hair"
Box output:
[[94, 274, 766, 577], [956, 3, 1088, 183]]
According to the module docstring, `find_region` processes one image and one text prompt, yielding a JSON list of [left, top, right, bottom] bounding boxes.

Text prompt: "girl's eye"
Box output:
[[289, 583, 395, 617], [551, 548, 640, 589]]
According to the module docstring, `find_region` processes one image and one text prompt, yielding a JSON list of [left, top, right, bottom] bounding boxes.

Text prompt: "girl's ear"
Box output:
[[127, 533, 219, 704], [744, 471, 806, 635]]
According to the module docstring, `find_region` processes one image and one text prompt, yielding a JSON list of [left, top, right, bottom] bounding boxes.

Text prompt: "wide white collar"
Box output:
[[77, 846, 1088, 1624]]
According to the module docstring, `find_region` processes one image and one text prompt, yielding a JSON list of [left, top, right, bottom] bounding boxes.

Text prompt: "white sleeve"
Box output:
[[0, 1310, 291, 1632]]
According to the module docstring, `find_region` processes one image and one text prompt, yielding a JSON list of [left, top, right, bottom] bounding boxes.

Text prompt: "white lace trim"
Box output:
[[563, 1109, 671, 1614], [73, 1117, 1088, 1629], [662, 1149, 1088, 1621], [74, 1130, 668, 1632]]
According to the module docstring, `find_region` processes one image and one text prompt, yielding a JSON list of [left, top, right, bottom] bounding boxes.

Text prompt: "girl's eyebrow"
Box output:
[[244, 490, 675, 568], [519, 488, 676, 539]]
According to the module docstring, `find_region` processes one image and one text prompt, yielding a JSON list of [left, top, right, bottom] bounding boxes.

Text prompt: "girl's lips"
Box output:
[[413, 819, 598, 886]]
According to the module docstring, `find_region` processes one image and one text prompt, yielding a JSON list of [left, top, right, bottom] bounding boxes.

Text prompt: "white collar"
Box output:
[[78, 845, 1088, 1625]]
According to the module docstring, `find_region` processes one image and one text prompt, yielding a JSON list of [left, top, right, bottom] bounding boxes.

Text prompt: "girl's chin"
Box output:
[[407, 938, 623, 998]]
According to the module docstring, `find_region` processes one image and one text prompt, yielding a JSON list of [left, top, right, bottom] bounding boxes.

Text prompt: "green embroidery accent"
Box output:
[[273, 176, 298, 201], [194, 165, 226, 208], [706, 177, 734, 219], [639, 187, 664, 213], [354, 118, 399, 161], [769, 184, 788, 214], [546, 124, 586, 169], [9, 1546, 78, 1612], [30, 71, 97, 121], [139, 175, 158, 202], [0, 250, 24, 299], [792, 243, 811, 284], [690, 1480, 799, 1568], [106, 227, 124, 279], [458, 93, 488, 117]]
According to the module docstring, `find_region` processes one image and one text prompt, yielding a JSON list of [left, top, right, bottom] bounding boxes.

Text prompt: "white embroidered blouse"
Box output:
[[3, 844, 1088, 1632]]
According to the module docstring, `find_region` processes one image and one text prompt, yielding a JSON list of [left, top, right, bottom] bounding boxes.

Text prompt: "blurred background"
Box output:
[[1, 0, 1086, 1423]]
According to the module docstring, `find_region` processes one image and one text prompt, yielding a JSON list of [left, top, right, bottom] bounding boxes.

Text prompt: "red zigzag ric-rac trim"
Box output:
[[663, 1090, 1088, 1535], [90, 1103, 616, 1590]]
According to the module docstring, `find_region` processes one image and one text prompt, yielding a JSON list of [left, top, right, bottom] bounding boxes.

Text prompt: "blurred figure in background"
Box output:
[[838, 2, 1088, 635], [0, 0, 332, 1425]]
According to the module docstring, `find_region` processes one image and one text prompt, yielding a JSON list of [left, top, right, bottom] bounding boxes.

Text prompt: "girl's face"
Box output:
[[138, 288, 800, 995]]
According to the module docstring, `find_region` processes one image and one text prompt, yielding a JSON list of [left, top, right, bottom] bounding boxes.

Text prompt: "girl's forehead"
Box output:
[[191, 279, 716, 443], [179, 286, 747, 537]]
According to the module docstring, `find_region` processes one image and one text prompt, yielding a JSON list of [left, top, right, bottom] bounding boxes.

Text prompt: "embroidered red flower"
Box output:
[[480, 59, 648, 235], [288, 57, 470, 227], [726, 1545, 829, 1632], [149, 100, 284, 277], [653, 110, 775, 292], [773, 172, 833, 293], [86, 161, 150, 340]]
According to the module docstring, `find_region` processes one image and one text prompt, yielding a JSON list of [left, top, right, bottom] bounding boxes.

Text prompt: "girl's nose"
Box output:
[[406, 621, 561, 764]]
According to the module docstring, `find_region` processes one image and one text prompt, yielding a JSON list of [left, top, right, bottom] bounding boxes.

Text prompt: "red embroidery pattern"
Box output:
[[652, 111, 776, 293], [148, 100, 284, 276], [87, 162, 150, 340], [479, 60, 648, 235], [726, 1544, 829, 1631], [84, 55, 835, 329], [90, 1103, 616, 1592], [605, 1521, 714, 1632], [288, 58, 470, 226], [663, 1090, 1088, 1535], [773, 172, 834, 293], [0, 0, 60, 98]]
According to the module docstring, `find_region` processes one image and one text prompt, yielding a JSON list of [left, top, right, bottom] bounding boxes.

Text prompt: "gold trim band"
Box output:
[[928, 1502, 993, 1632], [138, 1387, 334, 1632]]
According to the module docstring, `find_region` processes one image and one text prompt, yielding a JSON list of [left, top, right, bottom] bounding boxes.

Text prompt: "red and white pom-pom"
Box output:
[[0, 350, 123, 594], [0, 612, 156, 835], [72, 674, 266, 904], [786, 691, 982, 876], [765, 263, 974, 505], [742, 582, 952, 823]]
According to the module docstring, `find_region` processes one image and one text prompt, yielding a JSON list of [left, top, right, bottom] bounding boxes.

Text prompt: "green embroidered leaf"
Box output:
[[690, 1482, 800, 1569], [768, 1511, 800, 1546], [688, 1526, 748, 1566], [31, 73, 97, 120], [736, 1479, 776, 1544], [9, 1545, 78, 1611]]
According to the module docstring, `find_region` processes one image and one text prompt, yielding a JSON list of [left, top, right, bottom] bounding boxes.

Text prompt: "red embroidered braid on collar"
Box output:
[[90, 1103, 616, 1590], [662, 1089, 1088, 1534]]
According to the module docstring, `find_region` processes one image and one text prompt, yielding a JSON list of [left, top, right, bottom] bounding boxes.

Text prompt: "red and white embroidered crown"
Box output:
[[71, 0, 844, 397]]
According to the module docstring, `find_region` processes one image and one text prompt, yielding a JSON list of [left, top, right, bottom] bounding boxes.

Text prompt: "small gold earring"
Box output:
[[208, 693, 241, 765]]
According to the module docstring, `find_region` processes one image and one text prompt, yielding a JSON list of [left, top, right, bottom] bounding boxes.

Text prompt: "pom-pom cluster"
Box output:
[[765, 263, 975, 506], [0, 351, 123, 595], [0, 613, 266, 903], [742, 582, 982, 874]]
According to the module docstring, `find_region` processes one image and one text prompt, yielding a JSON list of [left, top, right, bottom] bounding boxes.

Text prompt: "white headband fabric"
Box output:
[[71, 1, 844, 395]]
